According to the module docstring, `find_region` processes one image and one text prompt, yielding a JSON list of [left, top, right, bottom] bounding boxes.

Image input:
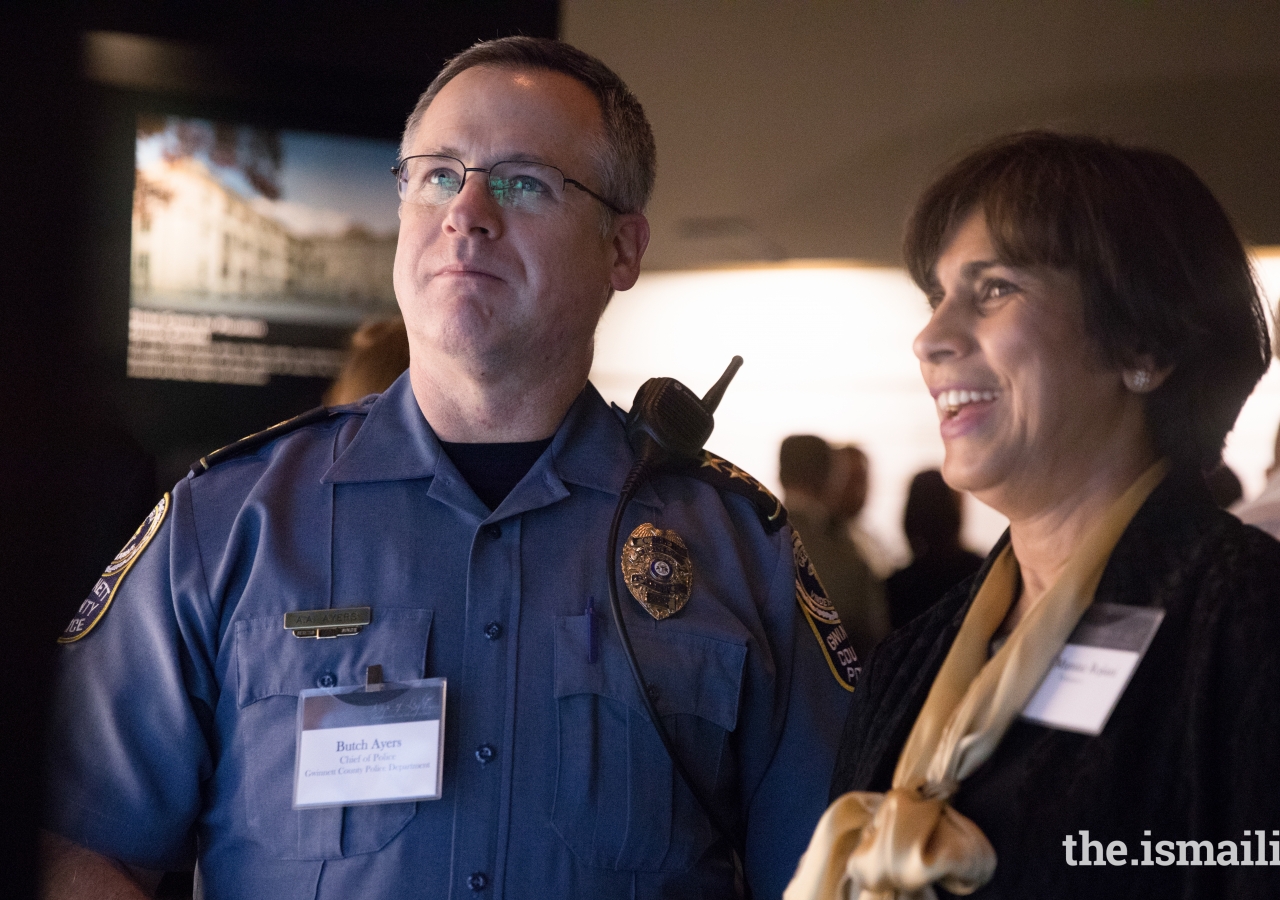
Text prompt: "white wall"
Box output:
[[590, 252, 1280, 568], [1224, 254, 1280, 500]]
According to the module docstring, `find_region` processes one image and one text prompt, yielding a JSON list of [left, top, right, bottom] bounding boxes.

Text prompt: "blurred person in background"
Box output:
[[829, 444, 896, 578], [885, 469, 984, 629], [781, 435, 889, 661], [789, 131, 1280, 899], [323, 314, 411, 406], [1233, 422, 1280, 536]]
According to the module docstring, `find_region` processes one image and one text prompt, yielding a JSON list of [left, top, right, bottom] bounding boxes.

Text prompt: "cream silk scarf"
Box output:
[[785, 460, 1169, 900]]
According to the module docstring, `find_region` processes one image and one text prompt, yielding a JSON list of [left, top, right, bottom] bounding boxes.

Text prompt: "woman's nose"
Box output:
[[913, 293, 970, 365]]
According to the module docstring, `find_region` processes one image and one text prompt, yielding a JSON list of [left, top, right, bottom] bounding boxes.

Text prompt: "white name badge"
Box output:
[[1020, 602, 1164, 736], [293, 677, 446, 808]]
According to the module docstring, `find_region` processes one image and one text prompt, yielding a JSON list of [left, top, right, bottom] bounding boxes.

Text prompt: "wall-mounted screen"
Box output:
[[128, 114, 401, 386]]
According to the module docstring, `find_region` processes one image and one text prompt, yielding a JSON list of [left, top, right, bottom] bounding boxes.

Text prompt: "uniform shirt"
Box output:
[[47, 375, 852, 900]]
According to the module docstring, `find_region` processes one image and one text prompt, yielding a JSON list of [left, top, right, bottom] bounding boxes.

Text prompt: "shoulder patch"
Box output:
[[678, 451, 787, 533], [59, 493, 170, 643], [792, 530, 859, 691], [189, 405, 345, 477]]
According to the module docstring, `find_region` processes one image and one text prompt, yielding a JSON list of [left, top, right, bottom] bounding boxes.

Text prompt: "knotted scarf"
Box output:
[[784, 460, 1169, 900]]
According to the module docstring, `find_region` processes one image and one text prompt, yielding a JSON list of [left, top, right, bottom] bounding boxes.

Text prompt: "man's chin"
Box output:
[[424, 328, 526, 376]]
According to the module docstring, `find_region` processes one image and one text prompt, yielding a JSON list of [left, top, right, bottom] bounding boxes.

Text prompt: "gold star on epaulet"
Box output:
[[700, 455, 732, 475], [685, 451, 787, 533]]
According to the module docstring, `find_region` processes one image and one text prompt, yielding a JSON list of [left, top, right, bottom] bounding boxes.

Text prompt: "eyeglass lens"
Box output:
[[397, 156, 566, 211]]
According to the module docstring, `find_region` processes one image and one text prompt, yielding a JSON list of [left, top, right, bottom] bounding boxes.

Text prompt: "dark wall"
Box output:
[[84, 1, 559, 487], [0, 4, 556, 895]]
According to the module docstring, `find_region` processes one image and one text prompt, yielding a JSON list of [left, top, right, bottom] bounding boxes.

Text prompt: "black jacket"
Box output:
[[832, 469, 1280, 898]]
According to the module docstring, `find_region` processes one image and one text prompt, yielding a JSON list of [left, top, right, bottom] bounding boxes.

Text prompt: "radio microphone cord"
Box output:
[[604, 356, 752, 885]]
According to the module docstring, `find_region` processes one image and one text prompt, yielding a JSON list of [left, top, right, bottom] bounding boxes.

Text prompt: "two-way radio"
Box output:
[[604, 356, 746, 861]]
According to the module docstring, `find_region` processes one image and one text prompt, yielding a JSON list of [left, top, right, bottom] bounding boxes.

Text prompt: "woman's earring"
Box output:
[[1124, 369, 1153, 392]]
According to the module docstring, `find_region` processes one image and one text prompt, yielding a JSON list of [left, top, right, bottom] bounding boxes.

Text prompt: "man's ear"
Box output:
[[608, 213, 650, 292]]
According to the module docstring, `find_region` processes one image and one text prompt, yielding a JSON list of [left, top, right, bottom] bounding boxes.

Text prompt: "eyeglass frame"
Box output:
[[391, 154, 625, 216]]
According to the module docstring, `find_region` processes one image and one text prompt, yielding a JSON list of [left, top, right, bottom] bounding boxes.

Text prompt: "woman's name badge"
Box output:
[[293, 677, 446, 808], [1021, 603, 1164, 736]]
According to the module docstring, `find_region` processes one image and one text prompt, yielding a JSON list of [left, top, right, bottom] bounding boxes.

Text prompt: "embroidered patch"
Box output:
[[621, 523, 694, 620], [58, 493, 170, 643], [792, 530, 858, 691]]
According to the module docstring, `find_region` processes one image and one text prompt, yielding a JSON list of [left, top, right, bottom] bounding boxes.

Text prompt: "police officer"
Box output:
[[43, 37, 854, 900]]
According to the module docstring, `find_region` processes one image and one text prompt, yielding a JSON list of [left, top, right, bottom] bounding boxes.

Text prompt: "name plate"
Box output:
[[1021, 602, 1164, 736], [284, 606, 371, 639], [293, 677, 446, 808]]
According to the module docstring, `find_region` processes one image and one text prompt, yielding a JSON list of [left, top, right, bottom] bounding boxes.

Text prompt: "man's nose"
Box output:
[[441, 172, 503, 238]]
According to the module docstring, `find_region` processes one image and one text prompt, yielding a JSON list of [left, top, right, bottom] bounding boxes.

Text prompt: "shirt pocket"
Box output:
[[233, 607, 433, 860], [550, 614, 747, 872]]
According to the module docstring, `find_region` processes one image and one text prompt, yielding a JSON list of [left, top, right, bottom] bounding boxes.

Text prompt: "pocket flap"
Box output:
[[236, 608, 433, 707], [554, 615, 745, 732]]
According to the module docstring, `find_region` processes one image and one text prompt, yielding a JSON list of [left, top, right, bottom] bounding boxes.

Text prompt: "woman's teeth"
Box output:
[[938, 389, 998, 417]]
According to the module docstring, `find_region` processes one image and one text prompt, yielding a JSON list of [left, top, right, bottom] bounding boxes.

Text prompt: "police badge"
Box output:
[[621, 523, 693, 620]]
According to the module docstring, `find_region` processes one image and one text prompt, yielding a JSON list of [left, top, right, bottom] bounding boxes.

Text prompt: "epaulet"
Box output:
[[675, 450, 788, 533], [188, 404, 356, 477]]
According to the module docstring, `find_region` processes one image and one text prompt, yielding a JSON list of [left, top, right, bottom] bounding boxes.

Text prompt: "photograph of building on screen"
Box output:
[[128, 114, 402, 385]]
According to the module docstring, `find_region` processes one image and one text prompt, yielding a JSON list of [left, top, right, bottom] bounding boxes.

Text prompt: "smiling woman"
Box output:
[[913, 212, 1146, 533], [787, 132, 1280, 899]]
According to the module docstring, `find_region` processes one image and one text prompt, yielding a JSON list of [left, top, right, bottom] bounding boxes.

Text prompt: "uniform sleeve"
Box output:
[[44, 480, 218, 870], [740, 524, 854, 900]]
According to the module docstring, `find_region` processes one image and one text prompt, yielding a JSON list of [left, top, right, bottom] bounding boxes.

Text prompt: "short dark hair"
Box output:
[[779, 435, 831, 495], [904, 131, 1269, 469], [401, 36, 656, 216]]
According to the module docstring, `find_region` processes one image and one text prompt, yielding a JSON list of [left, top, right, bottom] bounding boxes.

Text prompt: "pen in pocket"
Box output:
[[586, 595, 597, 663]]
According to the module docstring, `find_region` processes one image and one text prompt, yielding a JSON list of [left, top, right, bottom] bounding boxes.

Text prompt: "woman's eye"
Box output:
[[980, 279, 1018, 301]]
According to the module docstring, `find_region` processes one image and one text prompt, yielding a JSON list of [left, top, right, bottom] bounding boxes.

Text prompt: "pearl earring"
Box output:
[[1125, 369, 1152, 392]]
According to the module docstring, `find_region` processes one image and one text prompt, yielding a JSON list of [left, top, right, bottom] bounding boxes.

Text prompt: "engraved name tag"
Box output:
[[284, 606, 372, 639]]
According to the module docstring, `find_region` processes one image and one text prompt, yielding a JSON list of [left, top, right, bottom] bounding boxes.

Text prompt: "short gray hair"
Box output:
[[400, 36, 656, 216]]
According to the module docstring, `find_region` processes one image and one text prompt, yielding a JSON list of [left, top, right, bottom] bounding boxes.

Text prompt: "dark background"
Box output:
[[0, 4, 556, 895]]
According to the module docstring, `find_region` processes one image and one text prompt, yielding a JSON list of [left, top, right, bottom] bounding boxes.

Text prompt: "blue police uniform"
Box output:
[[47, 374, 853, 899]]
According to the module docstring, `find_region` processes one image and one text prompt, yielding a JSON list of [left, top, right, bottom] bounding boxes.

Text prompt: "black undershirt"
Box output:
[[437, 437, 553, 511]]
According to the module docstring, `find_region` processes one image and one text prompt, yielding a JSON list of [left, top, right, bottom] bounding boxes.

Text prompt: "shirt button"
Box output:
[[484, 523, 502, 540], [317, 672, 337, 688], [467, 872, 489, 891], [484, 621, 502, 640], [646, 683, 660, 703], [475, 744, 496, 765]]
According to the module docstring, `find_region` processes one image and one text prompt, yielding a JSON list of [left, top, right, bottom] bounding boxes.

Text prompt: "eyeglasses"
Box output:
[[392, 154, 623, 215]]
